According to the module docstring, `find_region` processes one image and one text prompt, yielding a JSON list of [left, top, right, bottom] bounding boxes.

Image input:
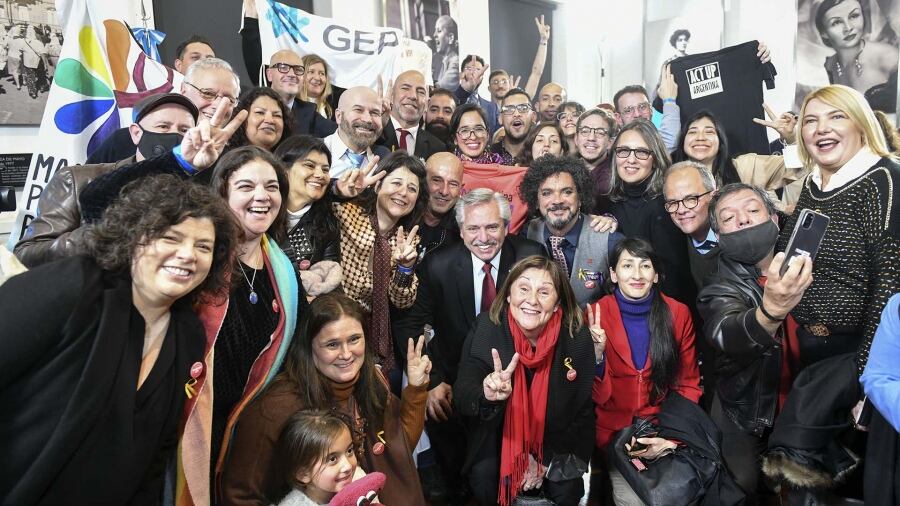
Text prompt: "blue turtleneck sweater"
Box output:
[[614, 287, 654, 370]]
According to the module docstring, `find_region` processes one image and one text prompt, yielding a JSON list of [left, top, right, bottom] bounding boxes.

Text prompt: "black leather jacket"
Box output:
[[696, 254, 783, 437]]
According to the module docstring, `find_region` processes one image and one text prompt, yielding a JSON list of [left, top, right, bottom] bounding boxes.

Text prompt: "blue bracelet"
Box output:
[[397, 264, 413, 275], [663, 98, 676, 104]]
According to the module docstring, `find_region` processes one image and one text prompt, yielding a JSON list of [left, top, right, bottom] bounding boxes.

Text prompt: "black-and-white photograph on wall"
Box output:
[[796, 0, 900, 114], [0, 0, 62, 125], [383, 0, 458, 89], [643, 0, 723, 96]]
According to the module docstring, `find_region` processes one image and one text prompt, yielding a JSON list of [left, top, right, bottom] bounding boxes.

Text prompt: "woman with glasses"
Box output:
[[671, 109, 808, 212], [450, 102, 512, 164], [516, 121, 568, 167], [229, 87, 294, 153], [605, 119, 695, 304], [556, 101, 584, 155], [274, 135, 342, 300]]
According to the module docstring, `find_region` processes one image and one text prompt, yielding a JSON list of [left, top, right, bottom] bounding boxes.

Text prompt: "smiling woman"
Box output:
[[0, 175, 238, 504], [229, 87, 295, 152]]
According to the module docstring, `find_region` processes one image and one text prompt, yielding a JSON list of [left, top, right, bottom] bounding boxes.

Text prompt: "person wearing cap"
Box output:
[[14, 93, 199, 268]]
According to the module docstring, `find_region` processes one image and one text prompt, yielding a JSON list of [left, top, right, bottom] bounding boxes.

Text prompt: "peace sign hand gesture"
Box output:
[[406, 335, 432, 387], [460, 55, 489, 93], [587, 303, 607, 362], [483, 348, 520, 402], [752, 103, 797, 144], [393, 225, 419, 268], [333, 156, 384, 198], [535, 14, 550, 43], [180, 97, 248, 170]]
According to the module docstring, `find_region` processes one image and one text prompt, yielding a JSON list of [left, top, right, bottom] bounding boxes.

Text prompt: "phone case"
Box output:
[[780, 209, 829, 277]]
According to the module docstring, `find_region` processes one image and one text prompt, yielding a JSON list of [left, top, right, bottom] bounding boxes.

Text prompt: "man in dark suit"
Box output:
[[264, 49, 336, 138], [378, 70, 447, 160], [393, 188, 544, 503]]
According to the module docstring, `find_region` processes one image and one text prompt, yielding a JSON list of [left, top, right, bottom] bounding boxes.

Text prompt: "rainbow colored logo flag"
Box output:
[[8, 0, 179, 245]]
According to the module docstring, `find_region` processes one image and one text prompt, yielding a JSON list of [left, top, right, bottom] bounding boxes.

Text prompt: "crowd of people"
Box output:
[[0, 21, 61, 99], [1, 6, 900, 506]]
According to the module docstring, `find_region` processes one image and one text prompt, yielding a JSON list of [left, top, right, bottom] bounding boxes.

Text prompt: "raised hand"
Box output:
[[761, 252, 813, 320], [588, 214, 618, 233], [757, 41, 771, 64], [376, 74, 393, 116], [242, 0, 257, 18], [587, 302, 607, 362], [180, 97, 248, 170], [427, 382, 453, 421], [483, 348, 519, 402], [658, 63, 677, 101], [393, 225, 419, 268], [535, 15, 550, 43], [752, 103, 797, 144], [333, 155, 384, 198], [406, 335, 432, 387], [510, 75, 522, 89], [460, 55, 489, 93]]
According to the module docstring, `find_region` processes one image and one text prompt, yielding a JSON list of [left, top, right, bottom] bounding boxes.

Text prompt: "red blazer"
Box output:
[[591, 293, 702, 449]]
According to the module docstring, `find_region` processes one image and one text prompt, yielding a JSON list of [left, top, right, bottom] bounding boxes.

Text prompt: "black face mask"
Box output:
[[137, 128, 184, 158], [717, 219, 779, 265]]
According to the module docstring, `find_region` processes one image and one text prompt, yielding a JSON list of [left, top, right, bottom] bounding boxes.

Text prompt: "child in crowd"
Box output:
[[275, 410, 370, 506]]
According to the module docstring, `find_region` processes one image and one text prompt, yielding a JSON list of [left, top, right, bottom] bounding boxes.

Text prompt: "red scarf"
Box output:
[[499, 307, 562, 506]]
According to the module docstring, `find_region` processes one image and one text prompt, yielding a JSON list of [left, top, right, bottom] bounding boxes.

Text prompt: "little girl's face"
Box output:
[[300, 427, 358, 501]]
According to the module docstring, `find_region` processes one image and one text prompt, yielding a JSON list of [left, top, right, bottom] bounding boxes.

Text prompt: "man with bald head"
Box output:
[[419, 152, 464, 254], [265, 49, 336, 138], [324, 86, 390, 178], [377, 70, 447, 160], [536, 82, 566, 122]]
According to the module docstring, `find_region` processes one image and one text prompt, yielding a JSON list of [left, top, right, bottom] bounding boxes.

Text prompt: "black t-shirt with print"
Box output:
[[667, 40, 777, 157]]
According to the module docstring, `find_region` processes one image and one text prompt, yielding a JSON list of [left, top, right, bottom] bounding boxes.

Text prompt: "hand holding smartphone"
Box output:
[[779, 209, 829, 277]]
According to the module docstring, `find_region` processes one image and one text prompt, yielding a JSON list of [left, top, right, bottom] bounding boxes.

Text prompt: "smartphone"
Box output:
[[779, 209, 829, 277]]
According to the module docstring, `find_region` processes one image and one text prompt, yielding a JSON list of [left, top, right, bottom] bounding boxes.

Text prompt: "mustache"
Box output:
[[548, 204, 571, 212], [350, 120, 376, 131], [472, 240, 497, 247]]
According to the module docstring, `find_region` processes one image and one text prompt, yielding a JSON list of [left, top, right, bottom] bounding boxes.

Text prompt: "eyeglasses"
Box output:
[[620, 102, 651, 116], [183, 81, 238, 107], [577, 126, 609, 137], [500, 103, 533, 115], [490, 78, 509, 86], [556, 111, 583, 121], [614, 147, 653, 160], [664, 190, 713, 213], [456, 126, 488, 138], [271, 62, 305, 76], [463, 66, 482, 73]]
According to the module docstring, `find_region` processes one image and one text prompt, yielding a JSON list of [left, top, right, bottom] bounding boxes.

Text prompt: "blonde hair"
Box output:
[[299, 54, 333, 118], [797, 84, 891, 170]]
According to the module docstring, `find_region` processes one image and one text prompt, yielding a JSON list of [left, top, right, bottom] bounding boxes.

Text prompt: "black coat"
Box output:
[[392, 236, 545, 386], [291, 99, 337, 138], [453, 311, 596, 472], [0, 256, 205, 505], [697, 254, 783, 436], [377, 124, 448, 161]]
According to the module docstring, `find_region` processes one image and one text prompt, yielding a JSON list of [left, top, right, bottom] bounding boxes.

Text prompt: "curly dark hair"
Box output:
[[519, 154, 592, 217], [517, 121, 570, 166], [85, 174, 239, 305], [210, 145, 290, 244], [354, 150, 428, 230], [669, 29, 691, 48], [228, 87, 294, 151]]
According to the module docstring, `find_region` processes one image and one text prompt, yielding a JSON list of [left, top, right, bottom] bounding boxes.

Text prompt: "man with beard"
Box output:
[[663, 161, 719, 289], [419, 152, 464, 256], [575, 108, 617, 213], [521, 155, 622, 306], [265, 49, 337, 138], [490, 88, 536, 163], [697, 183, 812, 505], [393, 189, 544, 505], [536, 82, 567, 122], [324, 86, 390, 178], [433, 14, 460, 90], [377, 70, 446, 160], [86, 57, 241, 164], [425, 88, 456, 146], [15, 93, 200, 267]]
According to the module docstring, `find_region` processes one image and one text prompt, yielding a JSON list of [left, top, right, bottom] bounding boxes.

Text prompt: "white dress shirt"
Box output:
[[472, 251, 502, 316], [324, 132, 375, 178], [390, 116, 419, 155]]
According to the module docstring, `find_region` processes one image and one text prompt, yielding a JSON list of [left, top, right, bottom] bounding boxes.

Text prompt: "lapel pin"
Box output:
[[373, 430, 386, 455], [564, 357, 577, 381]]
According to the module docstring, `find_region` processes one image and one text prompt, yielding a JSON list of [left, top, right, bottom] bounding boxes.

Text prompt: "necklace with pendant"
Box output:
[[237, 262, 258, 304]]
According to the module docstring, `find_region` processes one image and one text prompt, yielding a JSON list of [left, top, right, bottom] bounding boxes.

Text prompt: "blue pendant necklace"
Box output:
[[237, 261, 258, 304]]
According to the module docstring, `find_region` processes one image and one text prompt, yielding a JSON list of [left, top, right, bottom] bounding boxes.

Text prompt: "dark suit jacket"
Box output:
[[292, 100, 337, 138], [392, 235, 545, 387], [378, 123, 447, 160]]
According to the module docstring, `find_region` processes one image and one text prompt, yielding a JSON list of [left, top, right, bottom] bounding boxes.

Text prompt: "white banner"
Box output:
[[256, 0, 414, 89], [7, 0, 180, 246]]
